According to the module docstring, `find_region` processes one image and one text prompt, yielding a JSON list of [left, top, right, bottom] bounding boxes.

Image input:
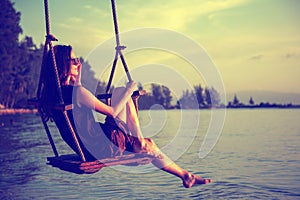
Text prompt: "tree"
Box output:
[[150, 83, 172, 108], [194, 84, 204, 108], [0, 1, 44, 108], [177, 89, 198, 109], [81, 60, 107, 93], [162, 85, 172, 108], [151, 84, 163, 106], [138, 94, 156, 110], [13, 36, 42, 108], [233, 94, 240, 106], [0, 0, 23, 107], [249, 96, 255, 106], [205, 87, 220, 107]]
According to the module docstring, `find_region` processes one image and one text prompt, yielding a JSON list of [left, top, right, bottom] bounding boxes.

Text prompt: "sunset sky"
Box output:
[[12, 0, 300, 95]]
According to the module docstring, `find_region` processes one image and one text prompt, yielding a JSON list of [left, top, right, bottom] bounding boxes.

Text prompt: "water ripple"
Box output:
[[1, 110, 300, 199]]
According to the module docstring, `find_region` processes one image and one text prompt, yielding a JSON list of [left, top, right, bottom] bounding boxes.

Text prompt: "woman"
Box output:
[[42, 45, 211, 188]]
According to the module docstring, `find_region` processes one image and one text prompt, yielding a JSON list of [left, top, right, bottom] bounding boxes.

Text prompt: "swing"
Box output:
[[29, 0, 154, 174]]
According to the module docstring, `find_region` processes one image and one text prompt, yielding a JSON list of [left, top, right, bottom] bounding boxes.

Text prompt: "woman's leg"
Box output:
[[148, 140, 212, 188], [111, 87, 144, 138], [111, 87, 128, 123], [111, 87, 211, 188]]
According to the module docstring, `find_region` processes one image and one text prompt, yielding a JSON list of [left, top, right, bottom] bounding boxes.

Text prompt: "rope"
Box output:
[[106, 0, 132, 95], [43, 0, 63, 104], [37, 0, 87, 162], [44, 0, 51, 37], [111, 0, 120, 46]]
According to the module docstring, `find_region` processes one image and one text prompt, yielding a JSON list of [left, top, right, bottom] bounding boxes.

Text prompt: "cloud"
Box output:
[[285, 53, 300, 59], [83, 4, 110, 18], [118, 0, 251, 31], [249, 54, 264, 60], [58, 17, 83, 28]]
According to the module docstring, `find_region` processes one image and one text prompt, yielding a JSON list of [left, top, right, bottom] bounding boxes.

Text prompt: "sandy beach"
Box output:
[[0, 108, 37, 115]]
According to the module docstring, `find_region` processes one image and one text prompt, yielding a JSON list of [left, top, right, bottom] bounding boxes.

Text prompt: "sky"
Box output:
[[12, 0, 300, 96]]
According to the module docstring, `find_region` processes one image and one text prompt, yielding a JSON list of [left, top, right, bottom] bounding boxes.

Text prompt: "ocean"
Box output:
[[0, 109, 299, 199]]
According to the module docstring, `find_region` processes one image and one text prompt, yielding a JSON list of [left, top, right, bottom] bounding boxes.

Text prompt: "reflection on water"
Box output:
[[0, 110, 299, 199]]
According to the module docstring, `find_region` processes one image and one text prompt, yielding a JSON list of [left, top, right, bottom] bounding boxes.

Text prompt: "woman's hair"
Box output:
[[41, 45, 72, 118]]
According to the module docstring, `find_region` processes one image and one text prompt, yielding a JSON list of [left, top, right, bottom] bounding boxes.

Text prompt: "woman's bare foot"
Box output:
[[133, 138, 163, 159], [182, 173, 212, 188]]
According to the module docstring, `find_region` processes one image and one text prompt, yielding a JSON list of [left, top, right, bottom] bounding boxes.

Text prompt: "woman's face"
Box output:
[[68, 50, 81, 79]]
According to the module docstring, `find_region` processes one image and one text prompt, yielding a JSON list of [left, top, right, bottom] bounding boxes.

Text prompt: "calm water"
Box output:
[[0, 109, 299, 199]]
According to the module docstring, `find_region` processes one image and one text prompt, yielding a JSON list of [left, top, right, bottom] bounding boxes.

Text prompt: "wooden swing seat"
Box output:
[[47, 153, 154, 174]]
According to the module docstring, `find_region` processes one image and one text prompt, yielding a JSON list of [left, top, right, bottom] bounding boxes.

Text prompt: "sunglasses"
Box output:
[[70, 57, 80, 65]]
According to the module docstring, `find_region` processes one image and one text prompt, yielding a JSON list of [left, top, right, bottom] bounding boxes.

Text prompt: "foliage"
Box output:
[[177, 89, 198, 109], [138, 84, 173, 110], [249, 96, 254, 105], [176, 85, 221, 109], [205, 87, 221, 107], [81, 61, 107, 94], [0, 0, 43, 108], [233, 94, 240, 105]]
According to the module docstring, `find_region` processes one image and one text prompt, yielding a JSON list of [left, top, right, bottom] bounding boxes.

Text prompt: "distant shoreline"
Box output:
[[0, 108, 38, 116], [1, 106, 300, 116]]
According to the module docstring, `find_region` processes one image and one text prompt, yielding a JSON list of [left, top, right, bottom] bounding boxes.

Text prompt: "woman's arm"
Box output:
[[76, 82, 136, 118]]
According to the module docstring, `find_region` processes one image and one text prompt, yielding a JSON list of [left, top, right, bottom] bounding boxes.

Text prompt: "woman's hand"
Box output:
[[74, 63, 82, 86]]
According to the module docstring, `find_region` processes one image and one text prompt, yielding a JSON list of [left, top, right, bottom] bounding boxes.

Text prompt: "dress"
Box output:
[[52, 85, 139, 161]]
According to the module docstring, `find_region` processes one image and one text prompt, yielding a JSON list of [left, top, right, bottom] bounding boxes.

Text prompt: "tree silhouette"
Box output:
[[0, 0, 24, 107], [249, 96, 255, 106], [205, 87, 220, 107], [149, 84, 172, 109], [233, 94, 240, 106], [0, 0, 45, 108], [194, 84, 204, 107]]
